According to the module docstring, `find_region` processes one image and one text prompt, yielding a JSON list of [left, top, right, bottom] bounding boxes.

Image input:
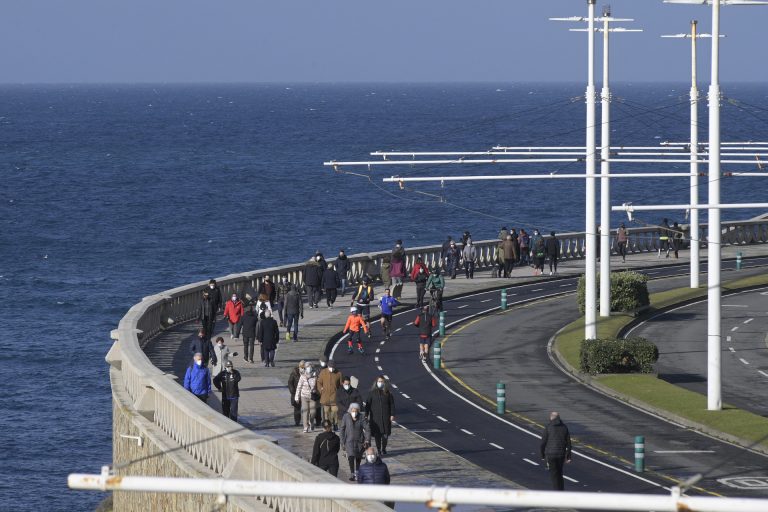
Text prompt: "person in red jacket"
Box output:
[[343, 307, 369, 355], [409, 257, 429, 282], [223, 293, 245, 341], [413, 305, 437, 362]]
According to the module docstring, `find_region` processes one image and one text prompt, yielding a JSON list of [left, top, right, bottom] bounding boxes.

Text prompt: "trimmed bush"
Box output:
[[580, 337, 659, 375], [577, 271, 649, 314]]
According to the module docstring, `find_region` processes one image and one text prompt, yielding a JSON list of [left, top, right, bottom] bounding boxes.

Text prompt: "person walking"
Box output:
[[519, 229, 531, 266], [275, 277, 291, 327], [223, 293, 244, 341], [207, 279, 223, 314], [336, 249, 350, 297], [425, 266, 445, 312], [440, 235, 453, 266], [339, 402, 370, 482], [380, 255, 392, 290], [445, 241, 461, 280], [240, 306, 257, 363], [390, 240, 406, 299], [545, 231, 560, 276], [343, 307, 369, 355], [540, 411, 572, 491], [311, 420, 341, 477], [197, 289, 218, 341], [283, 284, 303, 341], [183, 352, 212, 403], [294, 363, 319, 433], [287, 361, 305, 427], [672, 221, 683, 259], [413, 264, 429, 309], [378, 288, 400, 340], [257, 276, 277, 308], [616, 223, 629, 263], [257, 309, 280, 367], [336, 375, 364, 424], [358, 446, 392, 509], [366, 376, 395, 455], [213, 360, 241, 421], [322, 263, 341, 308], [304, 254, 324, 308], [212, 336, 237, 377], [501, 235, 517, 278], [659, 218, 672, 258], [317, 359, 343, 430], [413, 305, 437, 362], [190, 329, 217, 368], [351, 276, 374, 322], [462, 239, 477, 279], [531, 236, 546, 276]]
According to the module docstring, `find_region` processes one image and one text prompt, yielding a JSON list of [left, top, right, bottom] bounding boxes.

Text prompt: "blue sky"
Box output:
[[1, 0, 765, 83]]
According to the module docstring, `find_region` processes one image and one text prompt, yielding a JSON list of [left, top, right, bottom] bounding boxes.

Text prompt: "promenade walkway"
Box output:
[[143, 243, 768, 491]]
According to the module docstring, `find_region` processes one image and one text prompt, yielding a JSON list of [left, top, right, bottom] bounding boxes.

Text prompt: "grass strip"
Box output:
[[554, 272, 768, 450]]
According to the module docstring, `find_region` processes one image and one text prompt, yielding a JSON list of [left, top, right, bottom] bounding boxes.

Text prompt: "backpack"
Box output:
[[357, 285, 372, 303], [535, 239, 545, 258]]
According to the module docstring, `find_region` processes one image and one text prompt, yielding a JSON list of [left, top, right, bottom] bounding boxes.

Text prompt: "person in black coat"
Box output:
[[213, 361, 241, 421], [240, 307, 258, 364], [207, 279, 223, 313], [288, 362, 304, 426], [197, 290, 218, 341], [322, 263, 341, 308], [256, 309, 280, 367], [366, 376, 395, 455], [545, 231, 560, 276], [190, 328, 217, 367], [336, 376, 363, 416], [311, 420, 341, 476], [540, 411, 572, 491], [257, 276, 277, 306], [304, 255, 324, 308], [335, 249, 350, 297]]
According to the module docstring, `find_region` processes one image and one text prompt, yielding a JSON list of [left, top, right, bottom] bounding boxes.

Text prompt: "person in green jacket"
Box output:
[[425, 266, 445, 312]]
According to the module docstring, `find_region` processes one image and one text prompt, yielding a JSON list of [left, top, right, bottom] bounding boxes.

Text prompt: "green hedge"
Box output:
[[577, 271, 649, 314], [580, 337, 659, 375]]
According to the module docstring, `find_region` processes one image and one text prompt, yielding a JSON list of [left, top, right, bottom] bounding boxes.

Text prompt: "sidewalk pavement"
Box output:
[[143, 243, 765, 488]]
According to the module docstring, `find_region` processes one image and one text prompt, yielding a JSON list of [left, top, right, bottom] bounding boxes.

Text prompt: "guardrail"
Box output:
[[108, 218, 768, 511]]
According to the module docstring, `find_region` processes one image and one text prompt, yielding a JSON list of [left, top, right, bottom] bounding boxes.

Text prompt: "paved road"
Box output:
[[629, 286, 768, 417], [333, 257, 768, 498]]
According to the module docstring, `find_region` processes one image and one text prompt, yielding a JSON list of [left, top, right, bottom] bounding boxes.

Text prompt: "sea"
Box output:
[[1, 82, 767, 511]]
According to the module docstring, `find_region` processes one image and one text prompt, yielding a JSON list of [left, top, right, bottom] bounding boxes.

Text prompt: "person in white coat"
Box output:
[[212, 336, 237, 378]]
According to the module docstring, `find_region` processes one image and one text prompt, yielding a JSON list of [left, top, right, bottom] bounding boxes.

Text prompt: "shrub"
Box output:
[[577, 271, 649, 314], [580, 337, 659, 375]]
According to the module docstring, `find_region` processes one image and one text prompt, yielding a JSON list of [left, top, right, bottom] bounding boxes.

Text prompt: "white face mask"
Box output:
[[350, 411, 358, 419], [316, 256, 321, 261], [343, 384, 350, 391], [209, 284, 215, 289], [195, 360, 202, 366], [328, 367, 335, 373], [305, 367, 313, 374], [232, 296, 237, 302], [320, 361, 326, 368], [366, 454, 376, 463], [377, 381, 384, 389]]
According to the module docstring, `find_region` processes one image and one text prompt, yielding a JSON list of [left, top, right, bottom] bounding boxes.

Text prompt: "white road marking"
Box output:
[[653, 450, 715, 454], [458, 304, 469, 309], [436, 416, 448, 422], [731, 326, 740, 332], [375, 348, 380, 354], [481, 299, 492, 303], [406, 322, 414, 326], [489, 443, 504, 450], [416, 403, 427, 410], [729, 347, 736, 352], [723, 305, 748, 308], [740, 358, 750, 365], [374, 357, 379, 362], [377, 366, 383, 371], [379, 341, 385, 345], [384, 375, 389, 380], [560, 284, 572, 287], [394, 328, 402, 333], [745, 318, 754, 324], [391, 384, 398, 389], [460, 428, 474, 435], [563, 476, 579, 483], [401, 393, 410, 399], [523, 458, 540, 466], [726, 336, 732, 342], [532, 288, 544, 292], [647, 271, 659, 275], [508, 293, 517, 297], [411, 429, 442, 433], [759, 371, 768, 378]]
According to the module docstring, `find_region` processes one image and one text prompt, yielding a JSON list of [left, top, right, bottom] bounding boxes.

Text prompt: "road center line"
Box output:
[[481, 299, 492, 303], [560, 284, 572, 287], [391, 384, 398, 389], [374, 356, 379, 362], [379, 341, 385, 345], [532, 288, 544, 292], [377, 366, 383, 371], [731, 326, 740, 332], [401, 393, 410, 399], [460, 428, 474, 435], [729, 347, 736, 352], [744, 318, 754, 324], [375, 348, 380, 353], [394, 328, 402, 333], [653, 450, 716, 454], [563, 476, 579, 483], [416, 403, 427, 410], [523, 458, 539, 466], [458, 304, 469, 309], [739, 358, 750, 365], [489, 442, 504, 450], [759, 370, 768, 378], [726, 336, 732, 342], [436, 416, 448, 422]]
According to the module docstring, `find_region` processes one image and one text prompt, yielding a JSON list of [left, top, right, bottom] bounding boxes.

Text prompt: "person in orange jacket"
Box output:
[[343, 307, 369, 355]]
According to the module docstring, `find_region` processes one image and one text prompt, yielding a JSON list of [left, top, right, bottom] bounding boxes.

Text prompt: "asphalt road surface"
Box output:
[[331, 257, 768, 500]]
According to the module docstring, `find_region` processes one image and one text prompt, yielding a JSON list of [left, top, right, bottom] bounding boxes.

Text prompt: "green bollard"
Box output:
[[496, 382, 506, 414], [635, 436, 645, 473], [501, 289, 508, 310], [433, 340, 442, 369], [439, 311, 446, 336], [736, 251, 743, 271]]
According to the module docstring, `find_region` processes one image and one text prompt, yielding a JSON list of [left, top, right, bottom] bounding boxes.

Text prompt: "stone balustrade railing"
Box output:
[[108, 218, 768, 511]]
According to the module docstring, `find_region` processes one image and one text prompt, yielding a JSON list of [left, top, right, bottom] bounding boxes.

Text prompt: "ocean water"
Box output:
[[1, 83, 767, 511]]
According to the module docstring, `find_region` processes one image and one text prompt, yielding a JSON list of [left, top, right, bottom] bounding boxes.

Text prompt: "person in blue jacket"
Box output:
[[378, 288, 400, 340], [184, 352, 212, 402], [358, 446, 393, 508]]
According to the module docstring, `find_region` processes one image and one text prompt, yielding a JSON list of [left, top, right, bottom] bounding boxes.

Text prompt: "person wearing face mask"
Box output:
[[240, 306, 257, 364], [183, 352, 212, 402], [317, 359, 343, 431], [322, 263, 341, 309], [207, 279, 223, 313], [336, 376, 363, 421], [412, 262, 430, 309], [256, 309, 280, 367], [366, 376, 395, 455], [357, 446, 392, 507], [294, 364, 319, 433], [339, 402, 370, 481], [197, 289, 218, 341], [213, 360, 241, 421], [304, 253, 324, 308], [351, 276, 374, 323], [336, 249, 350, 297], [311, 420, 341, 477], [190, 328, 217, 368], [287, 361, 305, 427], [212, 336, 237, 377], [343, 307, 369, 355], [389, 240, 406, 299], [256, 276, 277, 308], [223, 294, 244, 341], [275, 277, 291, 327], [378, 288, 400, 340]]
